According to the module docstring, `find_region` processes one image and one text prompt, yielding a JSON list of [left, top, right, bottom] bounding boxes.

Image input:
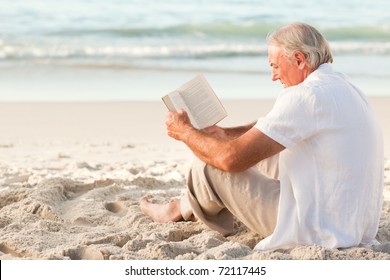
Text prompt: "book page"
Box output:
[[178, 75, 227, 129], [162, 90, 200, 128]]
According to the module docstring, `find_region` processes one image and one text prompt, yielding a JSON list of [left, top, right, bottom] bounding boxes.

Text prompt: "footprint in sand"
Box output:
[[63, 246, 104, 260], [73, 217, 95, 227], [0, 243, 23, 258], [104, 201, 127, 216]]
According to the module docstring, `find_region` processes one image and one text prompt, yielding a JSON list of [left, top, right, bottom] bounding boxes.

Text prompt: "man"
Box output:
[[140, 22, 384, 251]]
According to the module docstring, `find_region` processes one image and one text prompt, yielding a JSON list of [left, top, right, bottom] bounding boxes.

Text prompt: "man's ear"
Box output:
[[294, 51, 306, 69]]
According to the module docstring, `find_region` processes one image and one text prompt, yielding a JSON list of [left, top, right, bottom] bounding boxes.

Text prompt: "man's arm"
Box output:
[[202, 121, 256, 140], [166, 110, 285, 172]]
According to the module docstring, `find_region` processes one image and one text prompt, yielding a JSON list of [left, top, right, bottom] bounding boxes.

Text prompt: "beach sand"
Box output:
[[0, 99, 389, 260]]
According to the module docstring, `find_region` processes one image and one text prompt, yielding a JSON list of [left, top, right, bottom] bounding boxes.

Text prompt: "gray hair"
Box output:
[[267, 22, 333, 70]]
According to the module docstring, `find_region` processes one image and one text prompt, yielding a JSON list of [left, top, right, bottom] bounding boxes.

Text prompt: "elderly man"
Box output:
[[140, 22, 383, 251]]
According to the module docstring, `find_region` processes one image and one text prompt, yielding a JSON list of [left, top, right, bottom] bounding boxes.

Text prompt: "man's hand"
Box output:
[[165, 109, 193, 141]]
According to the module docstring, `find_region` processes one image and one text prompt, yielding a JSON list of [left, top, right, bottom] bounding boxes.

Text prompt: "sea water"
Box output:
[[0, 0, 389, 101]]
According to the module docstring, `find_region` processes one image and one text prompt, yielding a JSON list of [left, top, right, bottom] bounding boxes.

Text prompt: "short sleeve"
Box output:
[[255, 87, 318, 149]]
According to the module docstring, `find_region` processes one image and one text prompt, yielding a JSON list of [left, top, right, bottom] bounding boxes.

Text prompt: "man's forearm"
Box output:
[[222, 121, 257, 139], [202, 121, 256, 140], [180, 121, 258, 171], [166, 110, 266, 172], [182, 126, 233, 170]]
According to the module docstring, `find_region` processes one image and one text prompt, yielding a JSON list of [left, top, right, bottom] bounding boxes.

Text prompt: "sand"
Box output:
[[0, 99, 389, 260]]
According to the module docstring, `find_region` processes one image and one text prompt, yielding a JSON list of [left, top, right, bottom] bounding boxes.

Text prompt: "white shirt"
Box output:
[[255, 63, 383, 251]]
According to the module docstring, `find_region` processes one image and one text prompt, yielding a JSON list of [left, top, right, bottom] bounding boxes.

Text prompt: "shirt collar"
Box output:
[[305, 63, 333, 82]]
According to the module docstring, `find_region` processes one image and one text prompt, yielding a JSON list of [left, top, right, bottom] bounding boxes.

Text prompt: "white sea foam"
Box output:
[[1, 0, 389, 101]]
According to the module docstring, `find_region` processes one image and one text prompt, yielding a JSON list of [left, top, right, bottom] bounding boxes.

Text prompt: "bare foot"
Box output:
[[139, 196, 183, 223]]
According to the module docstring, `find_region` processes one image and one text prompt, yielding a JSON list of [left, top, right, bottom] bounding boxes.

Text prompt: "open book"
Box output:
[[162, 74, 227, 129]]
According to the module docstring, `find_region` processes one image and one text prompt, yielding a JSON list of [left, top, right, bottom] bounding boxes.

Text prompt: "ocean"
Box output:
[[0, 0, 389, 101]]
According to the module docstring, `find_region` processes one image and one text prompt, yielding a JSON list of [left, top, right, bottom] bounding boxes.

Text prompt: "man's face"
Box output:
[[268, 45, 306, 88]]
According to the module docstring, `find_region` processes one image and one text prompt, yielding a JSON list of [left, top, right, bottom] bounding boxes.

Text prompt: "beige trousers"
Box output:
[[180, 155, 280, 237]]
